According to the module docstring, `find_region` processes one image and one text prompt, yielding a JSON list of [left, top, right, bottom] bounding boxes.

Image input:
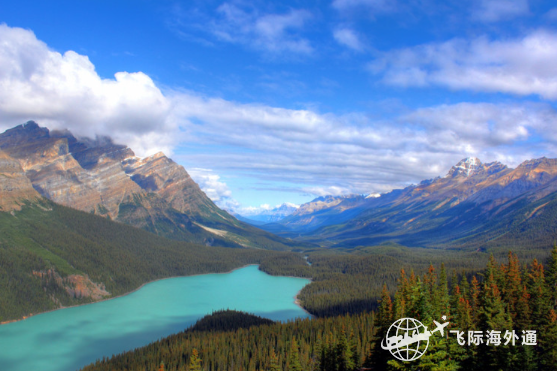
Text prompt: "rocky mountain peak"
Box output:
[[446, 157, 482, 178], [0, 121, 50, 149]]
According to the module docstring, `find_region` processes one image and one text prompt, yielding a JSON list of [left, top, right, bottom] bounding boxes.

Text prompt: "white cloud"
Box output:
[[0, 24, 176, 157], [188, 168, 235, 207], [370, 30, 557, 100], [332, 0, 392, 13], [302, 186, 351, 197], [472, 0, 529, 22], [546, 8, 557, 20], [204, 3, 313, 55], [333, 28, 364, 51], [1, 23, 557, 206]]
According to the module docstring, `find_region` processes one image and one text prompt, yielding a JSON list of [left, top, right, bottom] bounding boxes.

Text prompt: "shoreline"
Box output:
[[0, 264, 314, 325], [0, 264, 259, 326]]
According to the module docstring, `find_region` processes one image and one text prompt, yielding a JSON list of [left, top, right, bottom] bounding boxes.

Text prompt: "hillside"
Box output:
[[0, 200, 288, 322], [0, 122, 294, 250], [262, 157, 557, 250]]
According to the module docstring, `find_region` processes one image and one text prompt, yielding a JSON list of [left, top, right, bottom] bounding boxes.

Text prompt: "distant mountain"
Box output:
[[258, 194, 370, 235], [0, 122, 294, 250], [264, 157, 557, 250], [237, 203, 299, 224]]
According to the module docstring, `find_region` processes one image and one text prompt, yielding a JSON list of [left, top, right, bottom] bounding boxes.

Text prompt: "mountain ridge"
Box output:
[[0, 121, 294, 250], [259, 156, 557, 250]]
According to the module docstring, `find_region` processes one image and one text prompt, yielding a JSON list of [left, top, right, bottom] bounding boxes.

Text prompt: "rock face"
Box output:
[[0, 121, 253, 246], [0, 122, 143, 218], [0, 150, 41, 211], [122, 152, 218, 216]]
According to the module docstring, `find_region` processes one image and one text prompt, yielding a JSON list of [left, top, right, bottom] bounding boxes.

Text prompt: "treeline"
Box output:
[[261, 244, 502, 318], [83, 247, 557, 371], [81, 310, 375, 371], [0, 202, 294, 322], [367, 247, 557, 370]]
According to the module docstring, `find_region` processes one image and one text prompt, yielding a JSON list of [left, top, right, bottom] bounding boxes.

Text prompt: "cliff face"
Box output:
[[0, 122, 213, 224], [0, 122, 290, 249], [0, 122, 143, 218], [0, 150, 41, 211], [122, 152, 219, 216]]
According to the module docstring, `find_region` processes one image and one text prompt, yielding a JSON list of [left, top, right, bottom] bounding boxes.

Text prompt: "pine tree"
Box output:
[[540, 309, 557, 371], [287, 337, 303, 371], [189, 348, 203, 371], [503, 251, 523, 322], [546, 244, 557, 309], [336, 326, 355, 371], [477, 268, 513, 370], [366, 284, 394, 371], [269, 348, 281, 371]]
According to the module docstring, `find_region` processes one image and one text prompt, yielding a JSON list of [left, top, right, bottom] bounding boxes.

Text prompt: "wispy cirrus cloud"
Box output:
[[2, 23, 557, 204], [472, 0, 530, 22], [370, 29, 557, 100], [332, 0, 394, 13], [333, 27, 365, 51], [169, 2, 314, 56]]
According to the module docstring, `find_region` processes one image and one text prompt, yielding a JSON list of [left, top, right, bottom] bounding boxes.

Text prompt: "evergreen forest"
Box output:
[[81, 246, 557, 370]]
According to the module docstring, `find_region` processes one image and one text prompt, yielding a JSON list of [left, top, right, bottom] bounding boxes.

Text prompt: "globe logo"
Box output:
[[381, 317, 449, 362]]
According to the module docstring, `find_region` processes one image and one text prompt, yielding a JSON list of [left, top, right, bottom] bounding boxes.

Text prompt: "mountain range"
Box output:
[[0, 121, 294, 250], [259, 157, 557, 251], [234, 203, 300, 225]]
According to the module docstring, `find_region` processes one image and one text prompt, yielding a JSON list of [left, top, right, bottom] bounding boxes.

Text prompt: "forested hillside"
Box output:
[[0, 201, 293, 322], [82, 247, 557, 371]]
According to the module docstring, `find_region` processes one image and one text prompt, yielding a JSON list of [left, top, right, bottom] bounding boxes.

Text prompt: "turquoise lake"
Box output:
[[0, 265, 310, 371]]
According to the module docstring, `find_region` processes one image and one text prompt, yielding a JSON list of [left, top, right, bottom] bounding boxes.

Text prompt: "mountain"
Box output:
[[258, 194, 371, 236], [0, 150, 41, 211], [0, 198, 286, 323], [0, 122, 293, 250], [264, 157, 557, 250], [236, 203, 299, 224]]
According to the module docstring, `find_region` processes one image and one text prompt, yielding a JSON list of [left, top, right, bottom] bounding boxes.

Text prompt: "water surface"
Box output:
[[0, 265, 310, 371]]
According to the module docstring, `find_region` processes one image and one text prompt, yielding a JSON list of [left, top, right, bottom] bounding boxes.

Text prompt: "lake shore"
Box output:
[[1, 264, 259, 326], [0, 264, 313, 325]]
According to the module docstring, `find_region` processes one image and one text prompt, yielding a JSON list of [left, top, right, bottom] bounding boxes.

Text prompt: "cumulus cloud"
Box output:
[[0, 24, 176, 156], [472, 0, 530, 22], [333, 28, 364, 51], [1, 23, 557, 205], [187, 168, 237, 208], [370, 30, 557, 100]]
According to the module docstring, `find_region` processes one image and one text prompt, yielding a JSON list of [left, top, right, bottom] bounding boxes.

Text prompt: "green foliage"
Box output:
[[0, 202, 298, 322], [81, 310, 375, 371]]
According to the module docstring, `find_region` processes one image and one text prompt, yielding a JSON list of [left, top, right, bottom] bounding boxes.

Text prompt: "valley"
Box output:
[[2, 122, 557, 371]]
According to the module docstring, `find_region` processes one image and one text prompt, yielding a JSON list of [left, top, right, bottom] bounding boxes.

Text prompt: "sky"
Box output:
[[1, 0, 557, 215]]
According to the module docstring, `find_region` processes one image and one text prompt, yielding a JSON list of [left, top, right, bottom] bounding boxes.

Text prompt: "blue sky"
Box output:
[[1, 0, 557, 214]]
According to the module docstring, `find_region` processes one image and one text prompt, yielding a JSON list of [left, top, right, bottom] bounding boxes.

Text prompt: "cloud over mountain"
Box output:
[[1, 23, 556, 204]]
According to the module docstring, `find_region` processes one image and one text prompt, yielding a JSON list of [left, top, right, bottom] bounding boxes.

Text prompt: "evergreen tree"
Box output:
[[477, 269, 513, 370], [366, 284, 393, 371], [287, 338, 303, 371], [546, 244, 557, 308], [336, 326, 355, 371], [269, 348, 281, 371], [189, 349, 203, 371]]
